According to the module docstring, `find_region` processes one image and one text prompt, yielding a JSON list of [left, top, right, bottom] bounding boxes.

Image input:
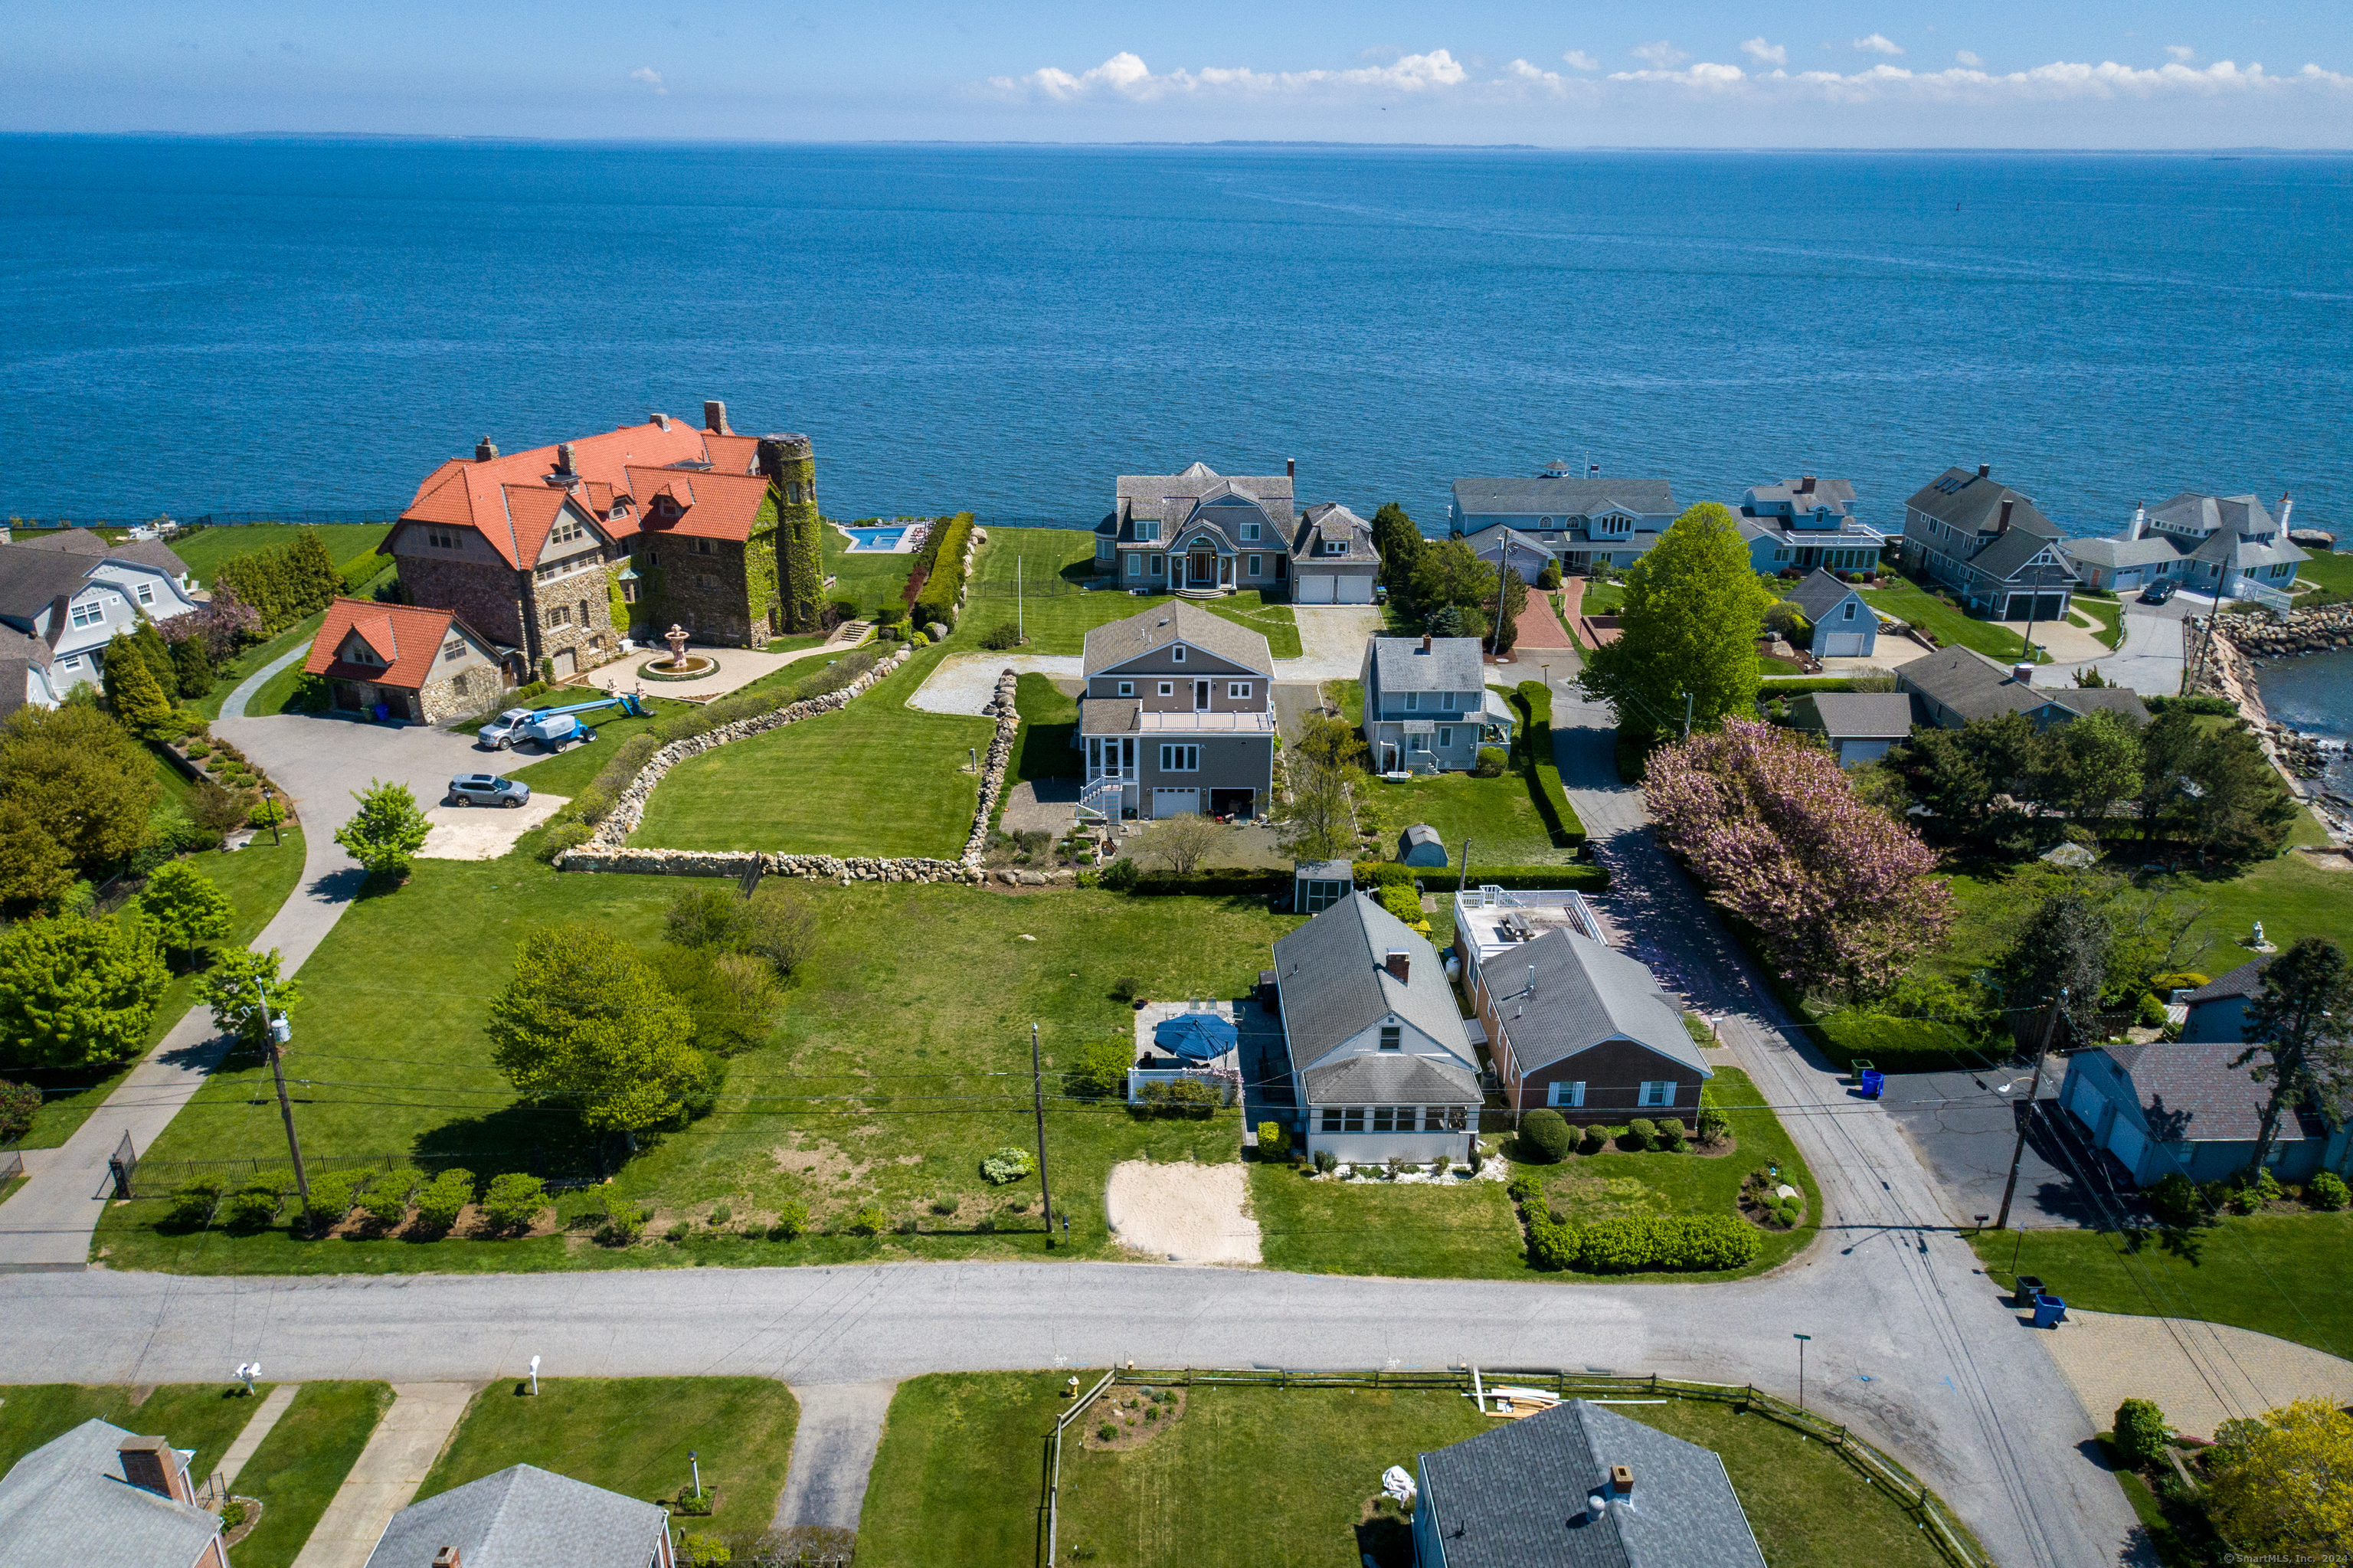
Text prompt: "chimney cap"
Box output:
[[1978, 463, 1991, 478], [117, 1434, 173, 1455], [433, 1549, 463, 1568], [1421, 633, 1432, 652]]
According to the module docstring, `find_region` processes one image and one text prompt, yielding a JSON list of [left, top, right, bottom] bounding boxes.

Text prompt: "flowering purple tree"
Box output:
[[155, 589, 264, 665], [1646, 719, 1951, 1001]]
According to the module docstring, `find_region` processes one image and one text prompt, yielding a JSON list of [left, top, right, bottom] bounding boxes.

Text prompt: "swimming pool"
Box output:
[[841, 526, 907, 552]]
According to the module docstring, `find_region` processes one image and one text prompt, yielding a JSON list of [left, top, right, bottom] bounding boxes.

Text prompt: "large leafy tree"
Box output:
[[1645, 719, 1950, 1000], [193, 947, 300, 1050], [488, 924, 708, 1134], [139, 859, 234, 971], [1369, 503, 1425, 595], [1995, 889, 2114, 1044], [2139, 709, 2297, 864], [335, 779, 431, 881], [1406, 540, 1497, 627], [2205, 1398, 2353, 1550], [2032, 709, 2144, 830], [2236, 937, 2353, 1177], [0, 915, 169, 1071], [1581, 504, 1773, 739], [1276, 712, 1367, 862], [0, 800, 72, 915], [0, 701, 160, 869]]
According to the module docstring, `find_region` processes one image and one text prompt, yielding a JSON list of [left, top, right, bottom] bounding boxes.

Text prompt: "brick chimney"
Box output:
[[475, 437, 499, 463], [118, 1435, 192, 1504], [649, 411, 671, 430], [1799, 475, 1815, 494], [1610, 1464, 1634, 1498], [1285, 457, 1295, 480], [433, 1550, 463, 1568], [555, 442, 578, 476], [704, 400, 731, 436], [1996, 499, 2014, 532], [1384, 951, 1411, 983], [1421, 633, 1432, 653]]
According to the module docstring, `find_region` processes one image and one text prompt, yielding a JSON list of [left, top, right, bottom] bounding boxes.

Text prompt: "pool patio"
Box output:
[[836, 519, 931, 554]]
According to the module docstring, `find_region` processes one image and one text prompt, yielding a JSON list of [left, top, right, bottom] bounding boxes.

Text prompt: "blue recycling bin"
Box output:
[[1858, 1069, 1885, 1098], [2032, 1294, 2067, 1329]]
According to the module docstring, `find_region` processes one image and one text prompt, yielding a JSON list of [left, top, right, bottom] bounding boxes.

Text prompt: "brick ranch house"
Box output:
[[383, 401, 824, 676], [303, 597, 512, 723]]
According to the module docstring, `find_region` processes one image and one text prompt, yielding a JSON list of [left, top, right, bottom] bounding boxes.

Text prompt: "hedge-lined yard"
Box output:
[[958, 527, 1301, 658]]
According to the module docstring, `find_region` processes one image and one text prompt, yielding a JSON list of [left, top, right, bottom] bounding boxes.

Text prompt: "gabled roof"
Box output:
[[1370, 636, 1484, 695], [1451, 475, 1674, 519], [1291, 502, 1379, 563], [303, 597, 499, 691], [2064, 534, 2179, 570], [2146, 491, 2276, 541], [1301, 1050, 1480, 1107], [1743, 476, 1856, 514], [1898, 647, 2145, 725], [1782, 568, 1864, 622], [14, 527, 191, 579], [1487, 927, 1708, 1079], [1792, 692, 1914, 742], [2184, 955, 2270, 1005], [0, 1418, 221, 1568], [0, 622, 53, 721], [1467, 525, 1553, 558], [617, 466, 772, 545], [1271, 891, 1473, 1072], [1966, 525, 2078, 584], [0, 545, 100, 621], [363, 1463, 670, 1568], [1416, 1399, 1767, 1568], [1117, 463, 1294, 531], [1904, 467, 2060, 538], [2096, 1041, 2302, 1146], [1082, 601, 1272, 678]]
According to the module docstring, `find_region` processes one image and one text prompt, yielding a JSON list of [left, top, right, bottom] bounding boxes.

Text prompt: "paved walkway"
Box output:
[[220, 643, 309, 720], [2042, 1308, 2353, 1441], [774, 1380, 897, 1533], [587, 640, 848, 702], [217, 1383, 303, 1488], [290, 1382, 479, 1568], [1510, 585, 1577, 651], [2031, 607, 2185, 696], [0, 714, 492, 1271]]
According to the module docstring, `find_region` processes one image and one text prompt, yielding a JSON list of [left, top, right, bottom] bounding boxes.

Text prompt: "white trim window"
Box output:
[[58, 655, 81, 671], [1158, 744, 1199, 772], [1157, 681, 1174, 696], [1638, 1081, 1677, 1108], [136, 583, 155, 607], [1137, 520, 1160, 542], [1127, 555, 1141, 578], [1117, 680, 1135, 697], [1247, 554, 1262, 576], [1227, 682, 1252, 699], [1435, 727, 1453, 749], [1547, 1081, 1586, 1108], [1379, 1023, 1402, 1051], [1240, 522, 1259, 542], [69, 601, 104, 630], [1170, 645, 1186, 663]]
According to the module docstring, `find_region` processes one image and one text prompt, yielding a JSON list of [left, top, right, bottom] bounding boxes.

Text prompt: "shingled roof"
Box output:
[[1082, 601, 1272, 677], [2097, 1040, 2304, 1147], [1485, 927, 1708, 1079], [0, 1419, 222, 1568], [1904, 466, 2060, 538], [303, 597, 502, 692], [1272, 892, 1474, 1074], [13, 527, 191, 581], [363, 1464, 670, 1568]]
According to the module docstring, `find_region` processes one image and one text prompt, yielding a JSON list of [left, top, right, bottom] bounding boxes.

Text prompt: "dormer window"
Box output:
[[1241, 522, 1259, 542], [1323, 539, 1347, 556], [427, 528, 459, 550], [442, 637, 467, 660], [1136, 520, 1160, 542], [1379, 1024, 1402, 1051]]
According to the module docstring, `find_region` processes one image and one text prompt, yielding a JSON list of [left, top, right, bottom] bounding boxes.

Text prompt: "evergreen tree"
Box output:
[[0, 915, 169, 1071], [288, 529, 343, 614], [100, 631, 174, 737], [2235, 938, 2353, 1177], [139, 859, 235, 971], [168, 633, 214, 698], [1582, 505, 1774, 740], [1407, 538, 1497, 625], [1369, 502, 1425, 596], [1995, 889, 2114, 1044], [130, 618, 178, 698]]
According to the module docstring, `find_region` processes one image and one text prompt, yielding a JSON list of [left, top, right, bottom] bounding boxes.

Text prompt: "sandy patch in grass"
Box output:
[[417, 794, 570, 859], [1105, 1160, 1260, 1264]]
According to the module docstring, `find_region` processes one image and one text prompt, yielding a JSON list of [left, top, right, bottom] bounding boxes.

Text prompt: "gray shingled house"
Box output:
[[2060, 1039, 2353, 1187], [362, 1464, 675, 1568], [0, 1419, 227, 1568], [1788, 692, 1914, 767], [1896, 647, 2148, 731], [1737, 475, 1883, 574], [1271, 892, 1482, 1163], [1360, 635, 1514, 774], [1448, 462, 1677, 572], [1464, 925, 1710, 1124], [1781, 568, 1878, 658], [2070, 493, 2306, 604], [1897, 464, 2079, 620], [1078, 601, 1275, 820], [1412, 1399, 1768, 1568], [1289, 502, 1381, 603], [1095, 461, 1297, 597]]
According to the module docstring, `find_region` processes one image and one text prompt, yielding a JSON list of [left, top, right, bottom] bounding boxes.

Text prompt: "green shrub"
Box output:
[[980, 1147, 1036, 1184], [2230, 1167, 2283, 1213], [1135, 1079, 1219, 1118], [1570, 1214, 1762, 1272], [220, 1182, 284, 1230], [360, 1167, 425, 1226], [0, 1078, 39, 1143], [2113, 1399, 2173, 1466], [2146, 971, 2209, 992], [300, 1167, 369, 1231], [1626, 1117, 1659, 1151], [1313, 1149, 1337, 1174], [1256, 1121, 1289, 1159], [2306, 1171, 2351, 1211], [2133, 991, 2168, 1028], [909, 512, 976, 631], [1063, 1040, 1132, 1102], [1518, 1109, 1571, 1163], [412, 1168, 474, 1232], [1658, 1119, 1689, 1152], [1576, 1124, 1608, 1156], [678, 1534, 731, 1568], [1472, 746, 1507, 778], [167, 1177, 224, 1229], [1696, 1098, 1728, 1145], [1098, 857, 1141, 892], [1375, 882, 1425, 928], [769, 1202, 809, 1240], [538, 820, 594, 861], [594, 1194, 647, 1246], [1506, 1171, 1543, 1203], [2148, 1172, 2202, 1227], [481, 1172, 548, 1233], [1354, 862, 1609, 893], [848, 1206, 888, 1236]]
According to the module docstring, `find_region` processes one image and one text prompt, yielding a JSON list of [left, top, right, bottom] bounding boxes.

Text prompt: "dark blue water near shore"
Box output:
[[2, 137, 2348, 541]]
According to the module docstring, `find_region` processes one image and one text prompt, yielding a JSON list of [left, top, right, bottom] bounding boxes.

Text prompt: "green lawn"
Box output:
[[0, 1381, 271, 1481], [960, 526, 1301, 659], [96, 871, 1290, 1275], [227, 1382, 395, 1568], [1974, 1213, 2353, 1361], [1580, 580, 1625, 615], [1010, 673, 1081, 788], [1859, 579, 2040, 663], [630, 647, 991, 856], [131, 524, 390, 591], [495, 696, 695, 799], [8, 828, 308, 1152], [193, 612, 331, 721], [859, 1376, 1951, 1568], [823, 522, 920, 617], [2293, 548, 2353, 596], [1322, 680, 1577, 865], [1253, 1070, 1816, 1284], [414, 1378, 798, 1550], [2071, 597, 2125, 650]]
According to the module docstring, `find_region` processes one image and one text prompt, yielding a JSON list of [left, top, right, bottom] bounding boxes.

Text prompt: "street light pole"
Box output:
[[1995, 987, 2066, 1230], [1793, 1333, 1811, 1413], [257, 977, 309, 1211], [1031, 1023, 1055, 1245]]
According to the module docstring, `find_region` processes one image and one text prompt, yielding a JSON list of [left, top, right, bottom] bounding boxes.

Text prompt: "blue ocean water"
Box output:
[[2, 137, 2348, 540]]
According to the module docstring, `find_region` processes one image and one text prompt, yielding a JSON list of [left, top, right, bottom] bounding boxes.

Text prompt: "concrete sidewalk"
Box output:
[[290, 1382, 479, 1568], [217, 1383, 303, 1488]]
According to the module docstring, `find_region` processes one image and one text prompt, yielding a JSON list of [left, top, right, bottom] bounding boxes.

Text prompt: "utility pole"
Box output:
[[1456, 838, 1473, 896], [1793, 1333, 1811, 1413], [1017, 556, 1024, 646], [1031, 1023, 1055, 1246], [257, 977, 309, 1210], [1994, 987, 2065, 1230]]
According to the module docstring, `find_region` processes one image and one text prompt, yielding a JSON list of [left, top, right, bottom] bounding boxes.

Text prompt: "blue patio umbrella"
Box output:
[[1153, 1014, 1238, 1062]]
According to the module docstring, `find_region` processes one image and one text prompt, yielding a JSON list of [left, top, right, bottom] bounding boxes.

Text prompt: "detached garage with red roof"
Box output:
[[304, 597, 514, 723]]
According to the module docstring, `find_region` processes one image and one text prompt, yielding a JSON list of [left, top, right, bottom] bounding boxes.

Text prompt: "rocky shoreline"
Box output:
[[2191, 612, 2353, 843]]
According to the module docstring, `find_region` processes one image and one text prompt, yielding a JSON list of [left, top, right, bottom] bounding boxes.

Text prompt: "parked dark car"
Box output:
[[2139, 580, 2176, 604], [446, 774, 531, 808]]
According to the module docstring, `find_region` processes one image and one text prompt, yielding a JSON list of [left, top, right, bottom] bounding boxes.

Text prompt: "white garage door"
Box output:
[[1297, 574, 1335, 604], [1336, 575, 1373, 604], [2106, 1118, 2147, 1178], [1819, 632, 1867, 657], [1151, 788, 1199, 819], [2067, 1074, 2105, 1130]]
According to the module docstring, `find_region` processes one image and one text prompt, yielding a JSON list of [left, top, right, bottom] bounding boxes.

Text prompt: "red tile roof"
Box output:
[[303, 597, 499, 691], [617, 466, 771, 544], [396, 414, 769, 568]]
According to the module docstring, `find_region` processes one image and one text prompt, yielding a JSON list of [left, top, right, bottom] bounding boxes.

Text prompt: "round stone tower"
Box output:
[[758, 433, 823, 634]]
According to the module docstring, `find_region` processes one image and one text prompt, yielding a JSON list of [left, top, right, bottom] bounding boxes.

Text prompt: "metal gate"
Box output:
[[107, 1132, 139, 1199]]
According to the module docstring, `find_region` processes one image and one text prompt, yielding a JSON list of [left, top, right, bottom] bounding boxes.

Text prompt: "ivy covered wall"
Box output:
[[760, 433, 824, 633]]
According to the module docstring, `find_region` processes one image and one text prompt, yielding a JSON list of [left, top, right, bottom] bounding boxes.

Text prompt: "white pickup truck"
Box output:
[[476, 708, 598, 751]]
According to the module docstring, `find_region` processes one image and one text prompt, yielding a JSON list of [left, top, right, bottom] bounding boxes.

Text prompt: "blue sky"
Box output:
[[8, 2, 2351, 146]]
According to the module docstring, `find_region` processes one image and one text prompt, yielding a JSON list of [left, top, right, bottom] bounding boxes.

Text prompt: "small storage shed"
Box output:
[[1293, 859, 1354, 915], [1398, 824, 1448, 866]]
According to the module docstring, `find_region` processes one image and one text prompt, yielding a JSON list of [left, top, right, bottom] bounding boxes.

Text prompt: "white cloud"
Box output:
[[1955, 51, 1982, 68], [1630, 41, 1688, 69], [1505, 59, 1567, 95], [1562, 50, 1600, 72], [1853, 34, 1905, 56], [1740, 38, 1787, 67], [988, 49, 1467, 103], [2166, 45, 2198, 63], [1610, 60, 1749, 90], [629, 67, 666, 94]]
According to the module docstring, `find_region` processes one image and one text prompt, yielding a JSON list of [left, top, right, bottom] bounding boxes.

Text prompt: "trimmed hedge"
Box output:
[[1127, 868, 1289, 898], [1754, 676, 1866, 696], [911, 512, 977, 631], [1817, 1011, 1982, 1072], [1348, 861, 1609, 892], [1508, 682, 1587, 846], [1525, 1211, 1762, 1273]]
